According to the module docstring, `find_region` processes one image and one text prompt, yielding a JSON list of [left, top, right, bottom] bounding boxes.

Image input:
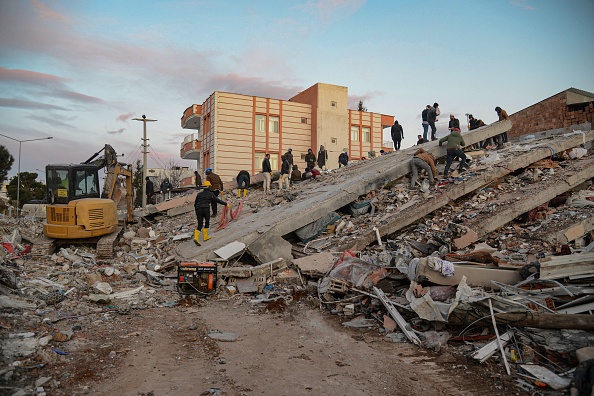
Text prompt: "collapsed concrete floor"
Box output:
[[2, 123, 594, 395]]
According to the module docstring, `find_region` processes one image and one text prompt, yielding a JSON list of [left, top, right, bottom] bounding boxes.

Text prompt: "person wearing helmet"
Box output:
[[193, 180, 229, 245], [205, 168, 224, 215]]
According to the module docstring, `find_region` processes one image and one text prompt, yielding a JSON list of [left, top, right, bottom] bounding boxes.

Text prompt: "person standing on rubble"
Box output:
[[145, 177, 155, 205], [280, 155, 291, 190], [317, 145, 328, 170], [495, 106, 510, 148], [160, 178, 173, 202], [262, 153, 272, 194], [421, 105, 430, 141], [391, 120, 404, 150], [193, 180, 229, 245], [205, 168, 223, 216], [448, 114, 460, 132], [439, 127, 469, 178], [428, 103, 440, 141], [236, 170, 250, 197], [468, 114, 487, 149], [284, 148, 294, 167], [304, 148, 316, 170], [409, 148, 437, 190]]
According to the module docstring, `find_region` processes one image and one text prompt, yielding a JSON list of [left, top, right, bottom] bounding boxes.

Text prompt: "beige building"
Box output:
[[179, 82, 394, 184]]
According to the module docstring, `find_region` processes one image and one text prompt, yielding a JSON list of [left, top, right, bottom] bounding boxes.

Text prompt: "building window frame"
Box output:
[[269, 116, 279, 133], [362, 127, 370, 143], [255, 114, 266, 134], [351, 126, 360, 141]]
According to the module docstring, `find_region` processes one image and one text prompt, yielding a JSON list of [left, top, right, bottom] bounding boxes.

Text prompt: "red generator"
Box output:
[[177, 261, 217, 295]]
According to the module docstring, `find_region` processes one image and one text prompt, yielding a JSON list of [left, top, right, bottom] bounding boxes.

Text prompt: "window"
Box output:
[[255, 153, 279, 170], [75, 170, 98, 197], [256, 115, 266, 134], [362, 127, 370, 143], [269, 116, 279, 133], [331, 101, 337, 108], [331, 137, 337, 144], [351, 126, 359, 141], [301, 117, 308, 124]]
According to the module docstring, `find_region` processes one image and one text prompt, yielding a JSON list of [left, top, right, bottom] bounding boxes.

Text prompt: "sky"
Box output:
[[1, 0, 593, 182]]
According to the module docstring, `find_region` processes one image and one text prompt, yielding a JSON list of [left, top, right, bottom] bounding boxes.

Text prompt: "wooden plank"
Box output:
[[373, 287, 421, 346], [471, 330, 514, 363]]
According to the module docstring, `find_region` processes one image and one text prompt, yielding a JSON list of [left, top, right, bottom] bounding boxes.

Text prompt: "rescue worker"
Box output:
[[304, 148, 316, 170], [193, 181, 229, 245], [280, 155, 290, 190], [290, 165, 301, 184], [205, 168, 223, 216], [262, 153, 272, 194], [409, 148, 437, 189], [439, 127, 469, 178], [284, 148, 294, 167], [236, 170, 250, 197]]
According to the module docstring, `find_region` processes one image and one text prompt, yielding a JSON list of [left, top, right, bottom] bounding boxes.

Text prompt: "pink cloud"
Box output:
[[510, 0, 536, 10], [203, 73, 303, 100], [26, 114, 75, 128], [0, 98, 67, 110], [348, 91, 384, 111], [0, 67, 68, 85], [32, 0, 69, 22], [116, 112, 135, 122]]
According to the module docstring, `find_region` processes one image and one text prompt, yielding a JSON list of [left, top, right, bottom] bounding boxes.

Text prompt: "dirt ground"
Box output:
[[24, 295, 522, 396]]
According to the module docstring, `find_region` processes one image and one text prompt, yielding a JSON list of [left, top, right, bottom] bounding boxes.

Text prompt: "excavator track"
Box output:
[[31, 227, 124, 260]]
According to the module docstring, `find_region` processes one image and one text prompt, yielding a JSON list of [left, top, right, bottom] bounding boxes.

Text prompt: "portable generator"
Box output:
[[177, 261, 218, 295]]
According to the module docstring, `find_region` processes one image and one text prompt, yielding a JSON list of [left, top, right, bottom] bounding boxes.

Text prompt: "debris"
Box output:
[[520, 364, 571, 390]]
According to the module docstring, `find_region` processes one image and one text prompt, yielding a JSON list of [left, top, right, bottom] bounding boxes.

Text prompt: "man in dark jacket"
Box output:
[[391, 120, 404, 150], [262, 153, 272, 194], [304, 148, 316, 170], [468, 114, 485, 130], [317, 145, 328, 170], [236, 170, 250, 197], [439, 128, 469, 178], [280, 155, 291, 190], [338, 151, 349, 168], [290, 165, 301, 184], [417, 135, 428, 145], [193, 180, 228, 245], [421, 105, 430, 141], [205, 168, 223, 216], [160, 178, 173, 202], [145, 177, 154, 205], [284, 148, 294, 167], [428, 102, 440, 141], [448, 115, 460, 132]]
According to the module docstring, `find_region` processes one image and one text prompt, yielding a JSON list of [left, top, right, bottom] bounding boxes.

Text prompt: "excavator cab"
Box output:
[[44, 164, 119, 239]]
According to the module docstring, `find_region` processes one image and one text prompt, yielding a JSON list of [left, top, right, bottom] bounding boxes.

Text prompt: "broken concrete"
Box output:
[[177, 120, 513, 263], [348, 129, 594, 251], [454, 155, 594, 248]]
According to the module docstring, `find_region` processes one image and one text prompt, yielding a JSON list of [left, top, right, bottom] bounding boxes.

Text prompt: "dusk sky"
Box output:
[[1, 0, 593, 181]]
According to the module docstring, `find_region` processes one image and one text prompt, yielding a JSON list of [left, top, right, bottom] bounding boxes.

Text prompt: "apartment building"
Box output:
[[180, 82, 394, 184]]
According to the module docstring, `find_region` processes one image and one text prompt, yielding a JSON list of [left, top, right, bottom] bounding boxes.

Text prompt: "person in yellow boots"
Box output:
[[193, 181, 229, 245], [236, 170, 250, 197]]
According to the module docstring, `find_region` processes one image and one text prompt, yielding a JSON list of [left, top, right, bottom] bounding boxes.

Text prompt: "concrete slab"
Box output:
[[177, 121, 514, 263], [292, 252, 335, 277], [415, 258, 522, 288], [348, 130, 594, 252], [214, 241, 246, 260]]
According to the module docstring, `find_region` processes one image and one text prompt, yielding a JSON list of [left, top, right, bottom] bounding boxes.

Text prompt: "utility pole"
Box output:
[[132, 115, 157, 207]]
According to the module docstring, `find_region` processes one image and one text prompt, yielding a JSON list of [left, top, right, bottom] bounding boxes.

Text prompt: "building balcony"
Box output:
[[181, 133, 202, 160], [181, 104, 202, 130]]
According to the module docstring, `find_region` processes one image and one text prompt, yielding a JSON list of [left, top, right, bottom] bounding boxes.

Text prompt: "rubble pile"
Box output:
[[1, 128, 593, 395]]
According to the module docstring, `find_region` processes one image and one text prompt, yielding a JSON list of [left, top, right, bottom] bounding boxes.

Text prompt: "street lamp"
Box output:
[[0, 133, 53, 217], [132, 115, 157, 207]]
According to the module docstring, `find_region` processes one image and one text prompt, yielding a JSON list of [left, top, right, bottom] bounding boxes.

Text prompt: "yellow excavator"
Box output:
[[33, 145, 133, 259]]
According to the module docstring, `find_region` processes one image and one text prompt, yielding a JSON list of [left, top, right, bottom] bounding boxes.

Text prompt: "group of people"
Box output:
[[144, 177, 173, 205], [407, 105, 510, 189], [394, 104, 510, 151]]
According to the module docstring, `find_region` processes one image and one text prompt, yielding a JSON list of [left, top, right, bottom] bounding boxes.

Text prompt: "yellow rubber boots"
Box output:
[[243, 189, 248, 197], [193, 229, 201, 246], [203, 228, 211, 241], [237, 189, 241, 198]]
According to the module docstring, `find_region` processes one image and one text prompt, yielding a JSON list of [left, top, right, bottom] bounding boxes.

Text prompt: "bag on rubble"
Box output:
[[295, 211, 341, 243], [327, 257, 388, 290]]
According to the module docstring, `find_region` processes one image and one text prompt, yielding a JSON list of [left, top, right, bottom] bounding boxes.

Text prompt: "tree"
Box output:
[[357, 100, 367, 112], [164, 160, 183, 189], [0, 145, 14, 187], [6, 172, 45, 208], [132, 160, 143, 208]]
